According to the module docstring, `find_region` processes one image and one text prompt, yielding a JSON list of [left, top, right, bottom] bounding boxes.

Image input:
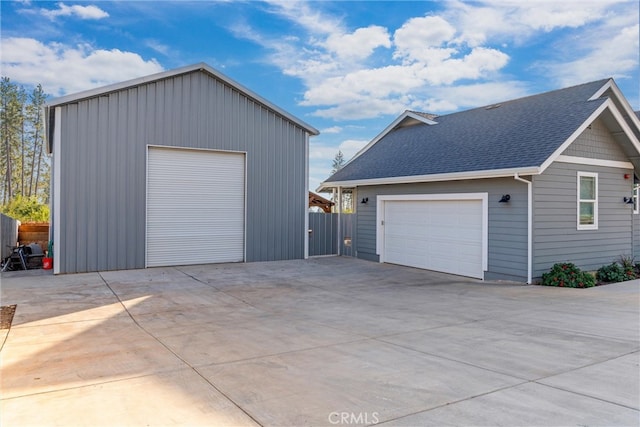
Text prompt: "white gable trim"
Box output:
[[345, 110, 438, 165], [540, 99, 640, 174], [590, 79, 640, 132], [556, 155, 633, 169]]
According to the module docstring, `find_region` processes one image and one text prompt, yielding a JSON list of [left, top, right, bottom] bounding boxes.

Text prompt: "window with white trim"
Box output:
[[634, 184, 639, 215], [577, 172, 598, 230]]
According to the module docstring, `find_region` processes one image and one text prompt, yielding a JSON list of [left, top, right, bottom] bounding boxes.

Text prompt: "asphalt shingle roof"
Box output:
[[326, 79, 610, 183]]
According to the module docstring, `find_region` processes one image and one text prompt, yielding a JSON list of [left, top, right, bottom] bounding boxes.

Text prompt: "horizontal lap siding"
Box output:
[[58, 71, 307, 273], [356, 178, 529, 281], [532, 162, 634, 278]]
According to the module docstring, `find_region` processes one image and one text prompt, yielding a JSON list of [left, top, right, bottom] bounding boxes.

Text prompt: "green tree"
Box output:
[[330, 150, 352, 212], [0, 77, 49, 206], [26, 84, 48, 200], [331, 150, 345, 174]]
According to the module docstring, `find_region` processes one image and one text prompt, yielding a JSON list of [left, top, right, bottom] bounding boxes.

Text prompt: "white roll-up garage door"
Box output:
[[146, 147, 245, 267], [378, 194, 487, 279]]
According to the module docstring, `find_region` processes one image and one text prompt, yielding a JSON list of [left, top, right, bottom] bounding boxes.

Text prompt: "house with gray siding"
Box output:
[[319, 79, 640, 283], [45, 63, 318, 274]]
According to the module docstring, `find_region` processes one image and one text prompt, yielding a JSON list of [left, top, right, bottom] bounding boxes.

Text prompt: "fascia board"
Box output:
[[317, 166, 539, 191], [591, 79, 640, 133], [539, 101, 609, 174], [540, 99, 640, 174]]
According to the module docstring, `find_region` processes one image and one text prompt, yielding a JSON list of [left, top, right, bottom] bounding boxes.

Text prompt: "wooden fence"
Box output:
[[18, 222, 50, 253]]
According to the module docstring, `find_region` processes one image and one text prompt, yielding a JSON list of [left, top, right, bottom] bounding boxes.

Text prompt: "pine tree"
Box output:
[[0, 78, 50, 206], [331, 150, 345, 174]]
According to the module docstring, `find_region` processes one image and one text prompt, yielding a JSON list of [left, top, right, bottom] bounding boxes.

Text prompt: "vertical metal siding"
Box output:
[[57, 70, 308, 273], [308, 213, 338, 256], [355, 178, 529, 281]]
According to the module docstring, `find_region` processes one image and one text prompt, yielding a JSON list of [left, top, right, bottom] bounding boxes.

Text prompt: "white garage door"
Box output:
[[146, 147, 245, 267], [380, 196, 486, 279]]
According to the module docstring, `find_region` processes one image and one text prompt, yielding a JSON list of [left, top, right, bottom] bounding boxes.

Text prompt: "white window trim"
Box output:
[[577, 172, 598, 230], [634, 184, 639, 215]]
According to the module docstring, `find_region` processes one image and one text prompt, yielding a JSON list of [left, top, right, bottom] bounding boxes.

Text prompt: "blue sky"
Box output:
[[2, 1, 639, 191]]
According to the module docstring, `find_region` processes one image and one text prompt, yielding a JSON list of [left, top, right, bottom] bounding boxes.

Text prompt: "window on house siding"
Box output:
[[578, 172, 598, 230], [634, 184, 639, 215]]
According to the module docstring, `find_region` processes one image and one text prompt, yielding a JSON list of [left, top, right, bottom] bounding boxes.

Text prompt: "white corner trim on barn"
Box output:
[[52, 107, 62, 275], [376, 193, 488, 279], [146, 146, 246, 268]]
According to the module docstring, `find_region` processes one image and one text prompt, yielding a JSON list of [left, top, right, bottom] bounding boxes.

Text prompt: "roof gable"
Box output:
[[45, 62, 319, 136], [322, 78, 640, 189]]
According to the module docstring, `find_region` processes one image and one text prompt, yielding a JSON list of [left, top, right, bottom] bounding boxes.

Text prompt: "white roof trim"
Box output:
[[45, 62, 319, 136], [317, 166, 539, 191], [539, 101, 609, 174], [344, 110, 438, 165], [540, 98, 640, 174], [556, 155, 633, 169], [590, 78, 640, 133]]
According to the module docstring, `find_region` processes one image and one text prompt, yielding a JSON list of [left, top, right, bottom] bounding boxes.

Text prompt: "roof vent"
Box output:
[[485, 104, 502, 110]]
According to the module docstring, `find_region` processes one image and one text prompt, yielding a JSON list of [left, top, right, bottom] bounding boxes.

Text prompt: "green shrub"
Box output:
[[618, 255, 637, 280], [541, 262, 596, 288], [597, 262, 635, 283], [0, 196, 49, 222]]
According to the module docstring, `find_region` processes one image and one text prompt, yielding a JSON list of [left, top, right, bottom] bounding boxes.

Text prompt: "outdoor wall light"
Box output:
[[623, 197, 635, 205], [499, 194, 511, 203], [361, 197, 369, 204]]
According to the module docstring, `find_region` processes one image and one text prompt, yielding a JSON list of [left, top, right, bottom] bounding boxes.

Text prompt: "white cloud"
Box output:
[[321, 126, 343, 134], [1, 38, 163, 96], [338, 139, 368, 161], [40, 2, 109, 20], [417, 47, 509, 85], [446, 0, 625, 46], [145, 39, 171, 56], [417, 81, 530, 112], [538, 21, 639, 87], [393, 16, 456, 64], [308, 137, 369, 190], [234, 0, 638, 120], [325, 26, 391, 60]]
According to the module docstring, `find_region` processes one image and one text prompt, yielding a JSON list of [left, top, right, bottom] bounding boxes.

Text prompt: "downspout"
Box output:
[[514, 173, 532, 284], [336, 186, 342, 256]]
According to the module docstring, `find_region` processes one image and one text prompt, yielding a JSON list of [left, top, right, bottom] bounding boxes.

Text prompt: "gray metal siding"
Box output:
[[532, 162, 634, 278], [308, 213, 338, 256], [355, 178, 529, 281], [57, 71, 308, 273], [562, 118, 628, 161]]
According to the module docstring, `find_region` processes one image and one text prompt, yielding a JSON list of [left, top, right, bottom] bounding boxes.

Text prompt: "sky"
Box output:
[[2, 0, 639, 191]]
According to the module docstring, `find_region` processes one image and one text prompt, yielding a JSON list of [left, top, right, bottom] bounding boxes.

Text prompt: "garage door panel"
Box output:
[[146, 147, 245, 267], [382, 197, 484, 279]]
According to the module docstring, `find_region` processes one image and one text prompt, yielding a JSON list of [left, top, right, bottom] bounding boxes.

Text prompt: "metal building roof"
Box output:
[[46, 62, 319, 136]]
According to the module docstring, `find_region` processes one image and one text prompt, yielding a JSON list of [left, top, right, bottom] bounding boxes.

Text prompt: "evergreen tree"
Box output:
[[331, 150, 345, 174], [0, 77, 50, 207]]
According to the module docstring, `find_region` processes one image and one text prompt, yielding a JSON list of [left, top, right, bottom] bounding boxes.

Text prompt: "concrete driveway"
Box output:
[[1, 257, 638, 426]]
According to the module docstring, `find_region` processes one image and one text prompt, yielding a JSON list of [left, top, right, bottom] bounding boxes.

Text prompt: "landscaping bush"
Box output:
[[597, 262, 635, 283], [0, 196, 49, 222], [541, 262, 596, 288]]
